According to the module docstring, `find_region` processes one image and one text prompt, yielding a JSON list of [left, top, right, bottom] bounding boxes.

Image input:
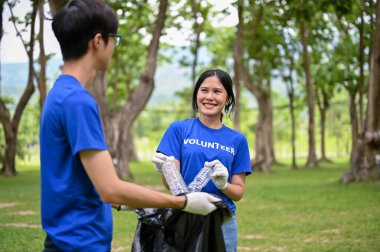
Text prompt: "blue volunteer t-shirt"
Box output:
[[40, 75, 111, 251], [157, 117, 251, 214]]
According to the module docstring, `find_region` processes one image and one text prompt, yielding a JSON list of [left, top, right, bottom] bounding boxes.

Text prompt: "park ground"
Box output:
[[0, 158, 379, 252]]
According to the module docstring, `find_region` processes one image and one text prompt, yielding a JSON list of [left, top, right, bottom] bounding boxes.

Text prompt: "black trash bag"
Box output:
[[131, 201, 232, 252]]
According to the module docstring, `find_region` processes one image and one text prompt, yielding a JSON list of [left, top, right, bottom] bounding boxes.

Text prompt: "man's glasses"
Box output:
[[107, 34, 121, 48]]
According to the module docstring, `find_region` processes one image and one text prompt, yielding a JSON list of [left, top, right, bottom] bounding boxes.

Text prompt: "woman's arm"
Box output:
[[219, 173, 246, 202]]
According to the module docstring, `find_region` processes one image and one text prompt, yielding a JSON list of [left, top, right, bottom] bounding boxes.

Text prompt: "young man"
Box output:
[[40, 0, 220, 251]]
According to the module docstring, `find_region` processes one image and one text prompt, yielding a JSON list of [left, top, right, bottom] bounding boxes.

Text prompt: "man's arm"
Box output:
[[79, 150, 221, 216], [80, 150, 185, 209]]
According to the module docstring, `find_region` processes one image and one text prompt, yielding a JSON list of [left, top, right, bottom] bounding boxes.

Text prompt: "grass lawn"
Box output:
[[0, 159, 379, 251]]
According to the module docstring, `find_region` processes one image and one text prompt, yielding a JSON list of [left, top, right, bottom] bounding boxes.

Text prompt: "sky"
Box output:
[[1, 0, 237, 64], [1, 2, 60, 63]]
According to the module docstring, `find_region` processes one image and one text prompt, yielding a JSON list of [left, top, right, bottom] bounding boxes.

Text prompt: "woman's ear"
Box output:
[[226, 97, 232, 106]]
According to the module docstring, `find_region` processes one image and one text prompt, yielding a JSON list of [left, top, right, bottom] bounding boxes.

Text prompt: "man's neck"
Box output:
[[62, 56, 97, 89]]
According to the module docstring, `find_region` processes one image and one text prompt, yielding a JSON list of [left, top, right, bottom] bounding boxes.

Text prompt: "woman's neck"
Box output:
[[198, 115, 222, 129]]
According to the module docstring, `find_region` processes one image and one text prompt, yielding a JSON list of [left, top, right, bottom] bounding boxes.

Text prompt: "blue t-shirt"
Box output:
[[157, 117, 251, 214], [40, 75, 111, 251]]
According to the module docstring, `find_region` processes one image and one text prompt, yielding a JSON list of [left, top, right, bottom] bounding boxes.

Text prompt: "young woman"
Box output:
[[154, 69, 252, 252]]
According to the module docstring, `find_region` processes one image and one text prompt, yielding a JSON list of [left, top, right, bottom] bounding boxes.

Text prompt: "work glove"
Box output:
[[206, 160, 229, 190], [151, 152, 169, 173], [182, 192, 221, 215]]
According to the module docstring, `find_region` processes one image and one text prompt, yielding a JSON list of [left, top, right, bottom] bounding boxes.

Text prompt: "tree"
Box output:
[[48, 0, 67, 16], [91, 0, 169, 178], [0, 0, 37, 175], [280, 31, 299, 169], [341, 0, 380, 183], [327, 0, 374, 164], [299, 17, 318, 167], [283, 0, 319, 167], [234, 0, 278, 173], [37, 0, 47, 111]]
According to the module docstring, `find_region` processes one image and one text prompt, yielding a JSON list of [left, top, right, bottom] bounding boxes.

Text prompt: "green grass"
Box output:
[[0, 160, 379, 251]]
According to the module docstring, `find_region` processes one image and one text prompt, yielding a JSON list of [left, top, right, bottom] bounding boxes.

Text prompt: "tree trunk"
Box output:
[[48, 0, 69, 16], [190, 0, 204, 119], [233, 0, 243, 132], [316, 89, 332, 163], [0, 0, 4, 41], [348, 90, 359, 163], [38, 0, 47, 111], [0, 2, 37, 175], [0, 101, 16, 176], [117, 0, 168, 178], [319, 105, 328, 162], [233, 67, 241, 132], [289, 90, 297, 169], [341, 0, 380, 183], [234, 0, 276, 172], [300, 20, 318, 167], [285, 76, 297, 169], [358, 0, 366, 132], [253, 91, 275, 172], [284, 37, 297, 169], [0, 1, 5, 163]]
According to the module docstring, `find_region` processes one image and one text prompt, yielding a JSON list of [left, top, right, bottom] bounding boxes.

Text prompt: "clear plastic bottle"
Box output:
[[162, 158, 189, 195], [188, 165, 213, 192], [118, 205, 134, 211]]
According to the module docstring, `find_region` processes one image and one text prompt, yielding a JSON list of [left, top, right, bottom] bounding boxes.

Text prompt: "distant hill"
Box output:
[[1, 58, 62, 101], [1, 48, 197, 105]]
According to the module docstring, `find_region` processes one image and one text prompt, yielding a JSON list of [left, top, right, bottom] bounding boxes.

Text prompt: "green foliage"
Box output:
[[204, 26, 234, 70], [16, 100, 39, 160], [105, 1, 156, 107], [0, 95, 40, 162], [1, 160, 379, 251]]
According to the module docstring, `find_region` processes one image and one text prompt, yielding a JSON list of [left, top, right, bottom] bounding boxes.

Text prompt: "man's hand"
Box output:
[[151, 152, 169, 173], [182, 192, 221, 215], [206, 160, 229, 190]]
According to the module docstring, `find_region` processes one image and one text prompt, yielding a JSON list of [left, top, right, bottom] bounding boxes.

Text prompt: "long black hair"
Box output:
[[192, 69, 235, 121]]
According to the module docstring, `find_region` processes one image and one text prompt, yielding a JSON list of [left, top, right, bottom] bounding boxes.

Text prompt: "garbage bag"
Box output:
[[131, 201, 232, 252]]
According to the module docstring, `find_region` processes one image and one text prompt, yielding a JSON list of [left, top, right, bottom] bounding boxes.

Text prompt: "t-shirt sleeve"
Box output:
[[232, 135, 251, 176], [156, 121, 182, 160], [62, 90, 108, 155]]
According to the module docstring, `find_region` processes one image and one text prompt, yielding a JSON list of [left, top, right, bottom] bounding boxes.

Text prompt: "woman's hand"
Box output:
[[206, 160, 229, 190]]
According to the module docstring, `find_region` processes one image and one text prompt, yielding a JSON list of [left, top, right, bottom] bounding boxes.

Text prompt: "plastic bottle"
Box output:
[[188, 165, 213, 192], [162, 158, 189, 195], [118, 205, 134, 211]]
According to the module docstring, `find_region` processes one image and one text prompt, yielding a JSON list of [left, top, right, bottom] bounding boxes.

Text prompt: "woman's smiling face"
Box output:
[[197, 75, 229, 120]]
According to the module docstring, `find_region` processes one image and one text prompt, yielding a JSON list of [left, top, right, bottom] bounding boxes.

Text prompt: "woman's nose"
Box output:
[[206, 92, 213, 99]]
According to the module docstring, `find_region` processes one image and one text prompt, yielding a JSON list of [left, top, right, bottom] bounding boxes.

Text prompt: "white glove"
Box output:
[[206, 160, 229, 190], [151, 152, 169, 173], [182, 192, 221, 215]]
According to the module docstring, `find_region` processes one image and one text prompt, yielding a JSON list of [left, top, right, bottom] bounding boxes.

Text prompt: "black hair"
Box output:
[[192, 69, 236, 121], [52, 0, 118, 61]]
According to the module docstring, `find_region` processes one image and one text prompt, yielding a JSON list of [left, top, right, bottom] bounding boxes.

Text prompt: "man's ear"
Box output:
[[90, 33, 103, 49]]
